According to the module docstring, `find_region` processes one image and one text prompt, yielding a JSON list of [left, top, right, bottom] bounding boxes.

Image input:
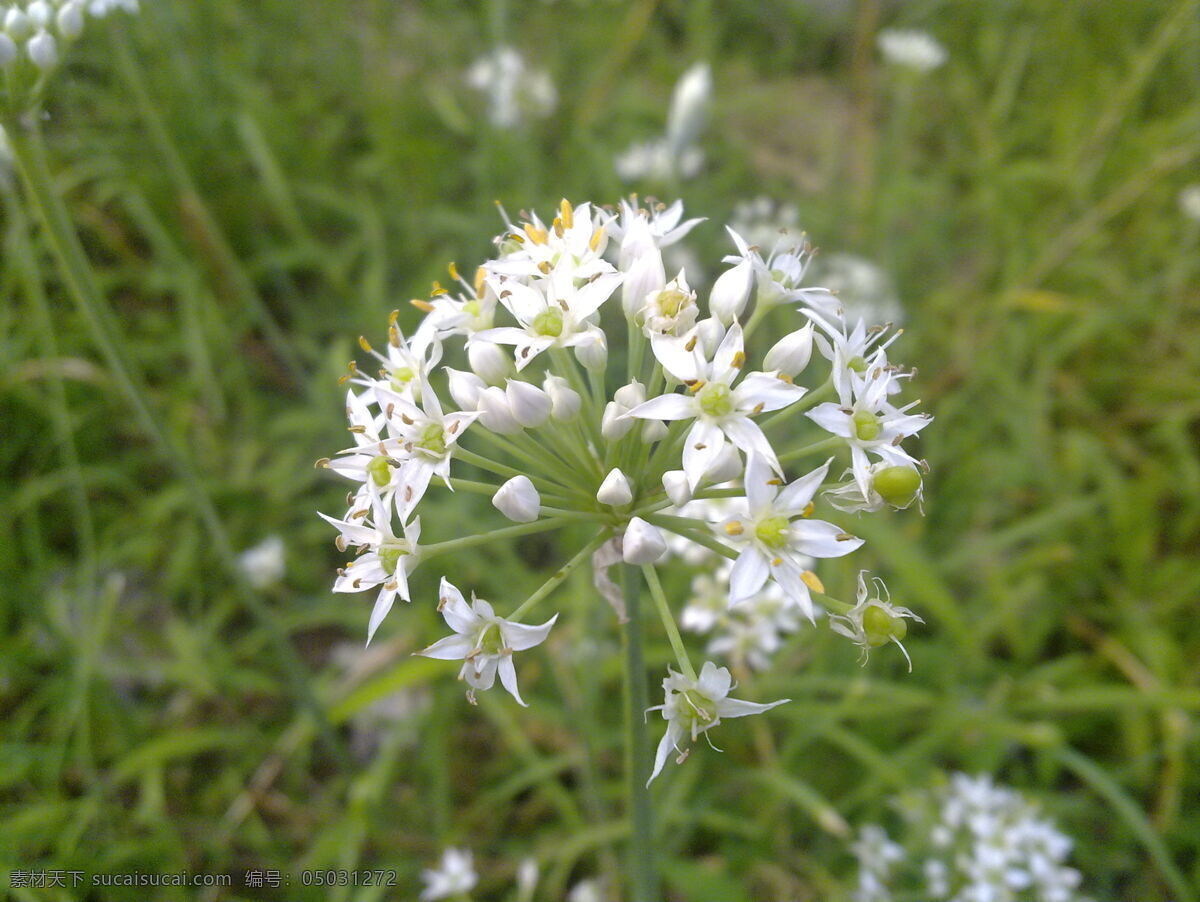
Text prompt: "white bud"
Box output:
[[662, 470, 692, 506], [446, 368, 485, 411], [601, 401, 635, 440], [516, 858, 539, 902], [709, 258, 754, 325], [613, 380, 646, 409], [666, 62, 712, 159], [27, 2, 53, 29], [574, 330, 607, 371], [622, 517, 667, 565], [57, 3, 85, 40], [506, 379, 551, 428], [5, 9, 34, 41], [468, 340, 510, 385], [693, 317, 726, 358], [622, 246, 666, 319], [475, 385, 522, 434], [27, 30, 57, 70], [0, 33, 17, 67], [764, 324, 814, 377], [641, 420, 668, 442], [704, 443, 742, 485], [492, 475, 540, 523], [597, 468, 632, 507], [543, 375, 581, 421]]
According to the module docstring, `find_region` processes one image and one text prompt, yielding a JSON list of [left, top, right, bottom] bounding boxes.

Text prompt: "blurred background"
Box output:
[[2, 0, 1198, 899]]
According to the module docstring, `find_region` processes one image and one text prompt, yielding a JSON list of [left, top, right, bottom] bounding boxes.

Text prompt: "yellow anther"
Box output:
[[731, 350, 746, 369], [552, 217, 564, 238], [686, 379, 706, 394], [474, 266, 486, 295], [448, 261, 459, 281], [560, 198, 574, 228], [410, 298, 435, 313], [524, 224, 548, 245], [388, 325, 401, 347], [538, 261, 552, 274], [589, 225, 605, 251], [724, 521, 745, 536], [801, 502, 814, 518], [358, 336, 373, 353], [388, 309, 400, 326], [800, 570, 825, 594], [772, 557, 783, 567], [431, 281, 448, 297]]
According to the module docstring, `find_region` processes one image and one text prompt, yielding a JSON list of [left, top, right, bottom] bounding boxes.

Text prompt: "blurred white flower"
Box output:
[[1180, 184, 1200, 222], [877, 28, 947, 72], [420, 848, 477, 901], [467, 46, 557, 128], [237, 535, 286, 590], [616, 62, 711, 183], [815, 253, 904, 326], [730, 196, 802, 257]]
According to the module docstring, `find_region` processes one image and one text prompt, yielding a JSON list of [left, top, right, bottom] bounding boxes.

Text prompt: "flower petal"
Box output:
[[624, 392, 696, 422], [500, 613, 558, 651], [775, 458, 833, 513], [792, 519, 863, 557], [418, 634, 475, 661], [682, 420, 726, 491], [729, 547, 770, 603], [498, 656, 527, 706]]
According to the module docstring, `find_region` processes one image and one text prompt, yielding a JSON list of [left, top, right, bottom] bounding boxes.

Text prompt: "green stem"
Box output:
[[419, 518, 569, 559], [508, 531, 611, 621], [762, 378, 836, 431], [777, 436, 844, 465], [641, 565, 697, 681], [3, 112, 350, 767], [453, 444, 574, 497], [620, 565, 658, 902]]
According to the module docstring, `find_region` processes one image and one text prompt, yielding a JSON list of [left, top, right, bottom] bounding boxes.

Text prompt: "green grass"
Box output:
[[2, 1, 1199, 899]]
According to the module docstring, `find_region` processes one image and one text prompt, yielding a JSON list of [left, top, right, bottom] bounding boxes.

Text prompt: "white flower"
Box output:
[[814, 253, 903, 327], [828, 572, 922, 669], [622, 517, 667, 565], [375, 381, 479, 519], [1180, 184, 1200, 222], [474, 270, 621, 371], [825, 461, 924, 513], [647, 660, 788, 783], [27, 29, 57, 69], [505, 379, 552, 427], [237, 536, 286, 590], [708, 258, 754, 325], [474, 385, 522, 434], [468, 339, 511, 385], [321, 499, 422, 643], [640, 271, 700, 338], [719, 454, 863, 618], [419, 578, 557, 705], [604, 198, 704, 266], [467, 46, 557, 129], [665, 62, 712, 160], [543, 374, 581, 420], [806, 356, 930, 497], [420, 848, 478, 901], [492, 475, 541, 523], [877, 29, 947, 72], [0, 33, 19, 67], [627, 323, 806, 489], [763, 324, 814, 378]]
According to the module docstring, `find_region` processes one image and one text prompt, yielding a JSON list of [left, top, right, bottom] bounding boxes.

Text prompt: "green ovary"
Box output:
[[754, 515, 791, 549], [367, 455, 392, 486], [873, 466, 921, 506], [681, 689, 718, 729], [656, 288, 690, 318], [698, 382, 733, 418], [379, 544, 407, 575], [847, 356, 867, 373], [477, 624, 504, 656], [417, 423, 447, 456], [862, 605, 907, 647], [853, 410, 882, 441], [532, 307, 564, 337]]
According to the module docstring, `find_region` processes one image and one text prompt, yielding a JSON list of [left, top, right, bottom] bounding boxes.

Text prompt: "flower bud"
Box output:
[[0, 33, 17, 67], [764, 323, 814, 377], [492, 475, 540, 523], [601, 401, 635, 440], [468, 340, 510, 385], [597, 468, 632, 507], [5, 9, 33, 41], [574, 330, 607, 371], [872, 465, 922, 509], [57, 3, 85, 40], [475, 385, 522, 434], [446, 368, 485, 411], [27, 2, 52, 28], [622, 246, 666, 319], [863, 605, 908, 648], [622, 517, 667, 564], [506, 379, 551, 428], [641, 420, 669, 442], [662, 470, 691, 506], [543, 375, 581, 421], [704, 443, 742, 484], [665, 62, 711, 159], [27, 30, 57, 70], [693, 317, 725, 358], [709, 258, 753, 325], [613, 380, 645, 409]]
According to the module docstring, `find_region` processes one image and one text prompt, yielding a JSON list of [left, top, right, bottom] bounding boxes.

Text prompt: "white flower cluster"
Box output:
[[853, 773, 1090, 902], [616, 62, 710, 183], [877, 28, 947, 73], [466, 46, 557, 129], [318, 196, 931, 778], [0, 0, 136, 78]]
